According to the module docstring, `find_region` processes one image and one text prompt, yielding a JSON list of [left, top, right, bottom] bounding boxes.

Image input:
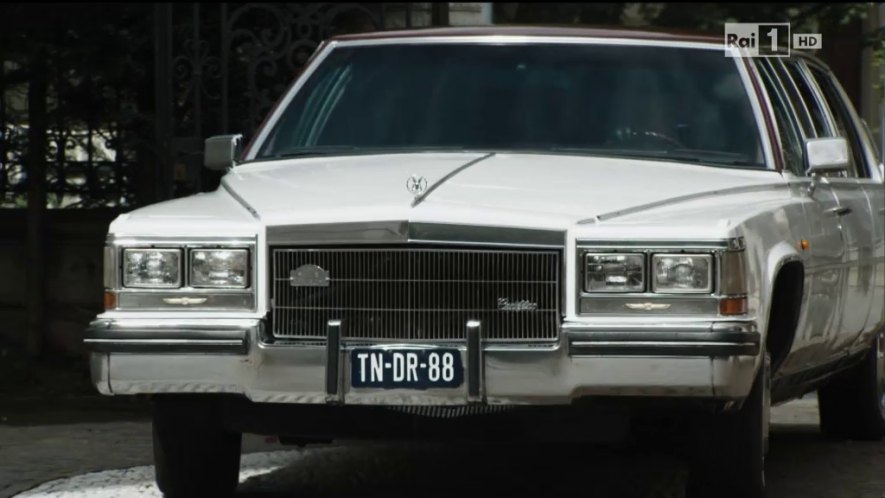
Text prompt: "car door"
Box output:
[[806, 61, 885, 348], [756, 58, 846, 371], [786, 58, 877, 355]]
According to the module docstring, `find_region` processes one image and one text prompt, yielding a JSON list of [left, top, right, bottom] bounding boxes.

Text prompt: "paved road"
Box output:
[[3, 398, 884, 498]]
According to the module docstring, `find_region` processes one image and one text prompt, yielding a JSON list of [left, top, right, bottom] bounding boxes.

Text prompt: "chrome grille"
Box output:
[[271, 247, 561, 341]]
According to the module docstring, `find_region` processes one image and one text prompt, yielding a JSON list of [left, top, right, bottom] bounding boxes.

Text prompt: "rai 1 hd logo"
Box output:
[[724, 23, 822, 57]]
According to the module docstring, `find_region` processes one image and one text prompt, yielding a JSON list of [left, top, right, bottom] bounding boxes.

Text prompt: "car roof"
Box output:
[[331, 25, 722, 45]]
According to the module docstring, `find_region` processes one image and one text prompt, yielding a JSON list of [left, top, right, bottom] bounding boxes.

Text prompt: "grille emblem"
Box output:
[[497, 298, 538, 311], [406, 174, 428, 196], [290, 264, 330, 287], [625, 302, 672, 311]]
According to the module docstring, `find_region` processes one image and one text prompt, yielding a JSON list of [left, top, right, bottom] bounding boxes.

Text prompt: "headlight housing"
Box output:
[[122, 249, 182, 288], [584, 253, 645, 293], [652, 254, 713, 293], [190, 249, 249, 288]]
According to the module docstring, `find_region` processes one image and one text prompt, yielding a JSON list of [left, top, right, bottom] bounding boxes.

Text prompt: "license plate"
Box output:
[[350, 348, 463, 389]]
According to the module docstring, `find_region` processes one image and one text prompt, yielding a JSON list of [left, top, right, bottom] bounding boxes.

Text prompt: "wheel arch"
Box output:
[[763, 250, 806, 375]]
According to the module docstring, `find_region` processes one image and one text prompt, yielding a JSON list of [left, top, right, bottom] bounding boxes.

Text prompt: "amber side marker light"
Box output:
[[720, 297, 747, 315], [103, 291, 117, 310], [800, 239, 810, 251]]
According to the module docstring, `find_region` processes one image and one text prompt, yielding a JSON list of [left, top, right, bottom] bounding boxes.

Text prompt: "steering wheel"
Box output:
[[605, 127, 686, 150]]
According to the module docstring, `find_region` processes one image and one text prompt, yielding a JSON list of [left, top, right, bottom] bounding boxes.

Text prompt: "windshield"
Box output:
[[256, 42, 765, 168]]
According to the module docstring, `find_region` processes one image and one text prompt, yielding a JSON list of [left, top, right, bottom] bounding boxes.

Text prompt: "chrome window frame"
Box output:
[[575, 239, 747, 317], [754, 57, 808, 176], [105, 235, 258, 312]]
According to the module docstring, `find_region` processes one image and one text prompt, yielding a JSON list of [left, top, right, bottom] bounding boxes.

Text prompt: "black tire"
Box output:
[[153, 395, 242, 498], [688, 354, 769, 498], [818, 332, 885, 441]]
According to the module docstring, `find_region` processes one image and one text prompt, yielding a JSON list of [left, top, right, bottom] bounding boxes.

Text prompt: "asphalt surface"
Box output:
[[3, 397, 885, 498]]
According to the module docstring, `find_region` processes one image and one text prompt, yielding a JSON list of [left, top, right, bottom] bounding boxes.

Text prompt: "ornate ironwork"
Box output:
[[0, 3, 442, 208]]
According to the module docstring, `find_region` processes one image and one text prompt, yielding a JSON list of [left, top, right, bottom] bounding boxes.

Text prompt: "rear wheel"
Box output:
[[153, 396, 242, 498], [818, 332, 885, 441], [688, 354, 769, 498]]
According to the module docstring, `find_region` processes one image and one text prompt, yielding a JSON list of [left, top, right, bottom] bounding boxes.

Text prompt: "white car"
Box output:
[[86, 27, 885, 498]]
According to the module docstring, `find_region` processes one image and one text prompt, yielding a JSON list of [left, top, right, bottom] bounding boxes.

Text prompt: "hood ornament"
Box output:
[[406, 174, 428, 197]]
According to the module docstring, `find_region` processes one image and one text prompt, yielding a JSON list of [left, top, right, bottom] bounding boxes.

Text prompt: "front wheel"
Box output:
[[688, 354, 769, 498], [153, 395, 242, 498], [818, 332, 885, 441]]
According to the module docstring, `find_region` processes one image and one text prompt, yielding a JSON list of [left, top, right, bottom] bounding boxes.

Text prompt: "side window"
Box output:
[[783, 60, 832, 137], [770, 60, 816, 138], [756, 59, 805, 175], [808, 65, 870, 178]]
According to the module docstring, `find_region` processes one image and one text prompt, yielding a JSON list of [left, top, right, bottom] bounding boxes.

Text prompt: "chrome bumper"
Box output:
[[86, 318, 760, 404]]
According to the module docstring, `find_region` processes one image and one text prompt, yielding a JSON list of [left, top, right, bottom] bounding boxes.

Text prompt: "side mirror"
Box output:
[[204, 134, 243, 171], [805, 137, 849, 175]]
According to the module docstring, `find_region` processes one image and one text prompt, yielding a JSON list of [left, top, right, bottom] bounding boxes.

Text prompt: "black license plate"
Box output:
[[350, 348, 463, 389]]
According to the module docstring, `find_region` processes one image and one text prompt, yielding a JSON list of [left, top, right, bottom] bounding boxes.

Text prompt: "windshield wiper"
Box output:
[[273, 145, 362, 158], [547, 146, 760, 167], [271, 145, 476, 159]]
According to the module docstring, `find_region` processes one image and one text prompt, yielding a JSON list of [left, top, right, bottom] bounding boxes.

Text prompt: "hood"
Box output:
[[223, 152, 782, 230]]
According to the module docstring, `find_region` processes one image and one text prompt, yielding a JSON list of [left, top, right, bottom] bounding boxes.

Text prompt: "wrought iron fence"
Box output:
[[0, 2, 439, 209]]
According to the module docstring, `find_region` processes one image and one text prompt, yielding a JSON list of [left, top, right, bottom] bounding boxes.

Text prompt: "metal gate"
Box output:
[[157, 3, 443, 199]]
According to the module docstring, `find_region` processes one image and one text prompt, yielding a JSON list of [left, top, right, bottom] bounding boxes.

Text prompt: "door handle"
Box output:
[[826, 206, 852, 217]]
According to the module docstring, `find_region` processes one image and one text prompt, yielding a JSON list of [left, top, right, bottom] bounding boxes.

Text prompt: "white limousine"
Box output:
[[86, 27, 885, 498]]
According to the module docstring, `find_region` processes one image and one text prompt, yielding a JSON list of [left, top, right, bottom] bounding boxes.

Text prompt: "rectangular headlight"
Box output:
[[652, 254, 713, 293], [584, 253, 645, 293], [123, 249, 181, 288], [190, 249, 249, 288]]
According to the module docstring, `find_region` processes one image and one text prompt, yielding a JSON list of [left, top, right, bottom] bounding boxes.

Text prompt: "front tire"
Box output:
[[689, 354, 769, 498], [818, 332, 885, 441], [153, 395, 242, 498]]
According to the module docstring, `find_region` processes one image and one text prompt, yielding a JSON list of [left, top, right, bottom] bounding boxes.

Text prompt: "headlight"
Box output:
[[652, 254, 713, 293], [190, 249, 249, 288], [584, 253, 645, 292], [123, 249, 181, 288]]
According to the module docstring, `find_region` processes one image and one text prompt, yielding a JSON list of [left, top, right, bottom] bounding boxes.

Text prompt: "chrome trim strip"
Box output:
[[267, 221, 565, 248], [568, 330, 761, 343], [116, 292, 255, 311], [566, 323, 760, 357], [575, 238, 744, 250], [578, 295, 720, 315], [569, 341, 759, 357], [562, 320, 757, 333], [84, 337, 246, 354], [107, 235, 257, 245], [221, 179, 260, 219], [576, 182, 785, 224], [333, 36, 724, 51], [411, 152, 495, 207], [84, 318, 256, 355]]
